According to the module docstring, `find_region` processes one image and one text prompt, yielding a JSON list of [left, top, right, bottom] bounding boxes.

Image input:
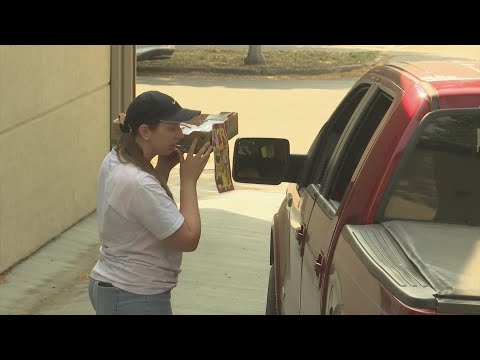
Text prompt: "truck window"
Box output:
[[329, 90, 394, 203], [310, 84, 371, 185], [379, 110, 480, 225]]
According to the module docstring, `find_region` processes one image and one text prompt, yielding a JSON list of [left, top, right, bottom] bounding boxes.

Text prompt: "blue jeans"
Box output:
[[88, 278, 172, 315]]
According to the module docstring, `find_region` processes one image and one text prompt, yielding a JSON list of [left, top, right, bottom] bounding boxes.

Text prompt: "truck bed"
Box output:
[[342, 221, 480, 313]]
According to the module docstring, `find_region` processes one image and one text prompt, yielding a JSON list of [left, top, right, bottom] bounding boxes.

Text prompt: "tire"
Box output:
[[266, 264, 277, 315]]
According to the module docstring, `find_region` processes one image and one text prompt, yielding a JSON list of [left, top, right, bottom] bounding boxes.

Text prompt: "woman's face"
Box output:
[[149, 122, 184, 156]]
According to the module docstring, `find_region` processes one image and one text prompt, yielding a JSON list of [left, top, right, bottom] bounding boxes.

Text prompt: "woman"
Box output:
[[88, 90, 213, 315]]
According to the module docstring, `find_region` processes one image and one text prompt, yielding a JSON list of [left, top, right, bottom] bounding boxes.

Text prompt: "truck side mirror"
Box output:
[[233, 138, 290, 185]]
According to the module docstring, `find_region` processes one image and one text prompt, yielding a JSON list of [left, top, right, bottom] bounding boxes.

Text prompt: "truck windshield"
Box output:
[[378, 109, 480, 226]]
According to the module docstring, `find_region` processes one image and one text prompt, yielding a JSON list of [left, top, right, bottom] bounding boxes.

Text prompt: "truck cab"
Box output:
[[232, 61, 480, 315]]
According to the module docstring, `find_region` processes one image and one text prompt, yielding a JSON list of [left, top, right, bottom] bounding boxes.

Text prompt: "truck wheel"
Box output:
[[266, 264, 277, 315]]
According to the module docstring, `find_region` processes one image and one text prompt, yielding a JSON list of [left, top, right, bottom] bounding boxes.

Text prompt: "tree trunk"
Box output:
[[244, 45, 266, 65]]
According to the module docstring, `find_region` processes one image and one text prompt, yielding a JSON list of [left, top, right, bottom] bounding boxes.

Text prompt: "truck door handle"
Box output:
[[296, 225, 305, 244], [296, 225, 306, 257], [314, 253, 325, 277]]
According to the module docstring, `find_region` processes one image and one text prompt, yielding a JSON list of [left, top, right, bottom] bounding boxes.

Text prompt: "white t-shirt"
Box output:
[[90, 149, 184, 295]]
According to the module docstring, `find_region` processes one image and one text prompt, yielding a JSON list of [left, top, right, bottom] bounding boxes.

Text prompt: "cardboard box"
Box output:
[[179, 112, 238, 153]]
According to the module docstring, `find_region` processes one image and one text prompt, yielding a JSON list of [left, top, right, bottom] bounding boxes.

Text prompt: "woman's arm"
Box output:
[[163, 140, 213, 252]]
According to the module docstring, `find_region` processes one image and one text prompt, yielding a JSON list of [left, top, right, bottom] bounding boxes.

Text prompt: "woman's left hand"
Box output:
[[155, 149, 181, 178]]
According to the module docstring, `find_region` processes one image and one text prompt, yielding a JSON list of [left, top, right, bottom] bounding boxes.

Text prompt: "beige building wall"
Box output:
[[0, 45, 112, 273]]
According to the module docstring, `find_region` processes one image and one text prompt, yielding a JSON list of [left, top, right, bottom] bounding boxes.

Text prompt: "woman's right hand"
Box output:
[[178, 139, 213, 184]]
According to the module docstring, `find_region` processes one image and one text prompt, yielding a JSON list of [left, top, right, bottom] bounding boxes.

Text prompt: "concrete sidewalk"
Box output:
[[0, 165, 286, 315]]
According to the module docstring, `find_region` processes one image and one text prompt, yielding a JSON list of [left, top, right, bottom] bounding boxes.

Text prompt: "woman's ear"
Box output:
[[138, 124, 151, 141]]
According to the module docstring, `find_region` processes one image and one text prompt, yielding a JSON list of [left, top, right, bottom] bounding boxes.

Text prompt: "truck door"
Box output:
[[281, 81, 378, 314], [281, 180, 316, 314], [300, 84, 396, 314], [281, 79, 378, 314]]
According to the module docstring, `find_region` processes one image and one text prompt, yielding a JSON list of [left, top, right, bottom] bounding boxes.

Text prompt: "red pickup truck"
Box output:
[[232, 61, 480, 315]]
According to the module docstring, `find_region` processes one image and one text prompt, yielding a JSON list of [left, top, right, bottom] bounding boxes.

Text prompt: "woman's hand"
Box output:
[[155, 150, 181, 180], [179, 139, 213, 184]]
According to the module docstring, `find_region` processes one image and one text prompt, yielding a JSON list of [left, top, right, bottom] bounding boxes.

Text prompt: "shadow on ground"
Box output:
[[173, 208, 272, 315]]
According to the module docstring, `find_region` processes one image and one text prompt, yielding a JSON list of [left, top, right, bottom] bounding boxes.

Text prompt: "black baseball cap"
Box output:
[[121, 91, 200, 133]]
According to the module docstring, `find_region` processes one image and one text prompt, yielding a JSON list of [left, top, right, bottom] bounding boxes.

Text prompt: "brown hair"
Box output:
[[115, 124, 175, 201]]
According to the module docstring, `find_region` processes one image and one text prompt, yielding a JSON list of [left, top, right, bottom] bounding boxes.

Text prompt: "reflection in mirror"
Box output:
[[233, 138, 289, 184]]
